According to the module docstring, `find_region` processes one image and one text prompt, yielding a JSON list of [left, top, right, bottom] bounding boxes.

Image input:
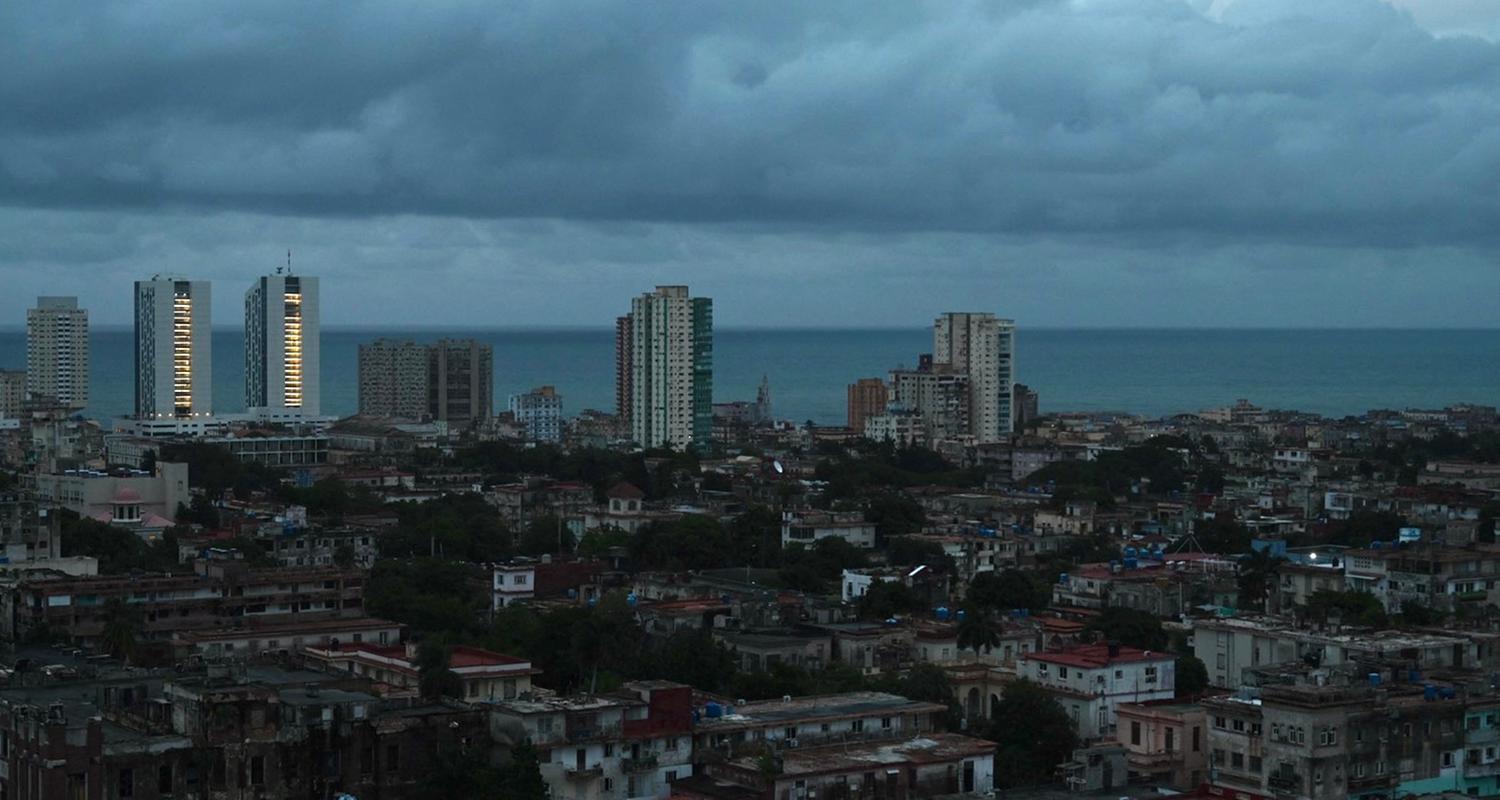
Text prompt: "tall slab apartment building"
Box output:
[[933, 312, 1016, 442], [616, 285, 712, 451], [26, 296, 89, 410], [245, 273, 321, 419], [134, 277, 212, 419]]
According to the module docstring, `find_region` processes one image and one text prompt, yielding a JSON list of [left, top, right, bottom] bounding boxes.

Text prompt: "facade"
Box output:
[[428, 338, 493, 426], [0, 563, 367, 650], [33, 462, 189, 538], [1019, 643, 1177, 741], [493, 562, 536, 610], [1013, 382, 1039, 430], [0, 369, 23, 419], [511, 385, 563, 443], [890, 364, 971, 443], [244, 272, 321, 418], [25, 296, 89, 410], [693, 732, 996, 799], [490, 681, 696, 800], [303, 641, 538, 701], [847, 377, 888, 434], [932, 312, 1015, 442], [781, 510, 877, 550], [616, 314, 634, 432], [623, 286, 713, 451], [357, 338, 430, 420], [134, 277, 212, 419], [1116, 700, 1209, 791], [0, 490, 62, 564]]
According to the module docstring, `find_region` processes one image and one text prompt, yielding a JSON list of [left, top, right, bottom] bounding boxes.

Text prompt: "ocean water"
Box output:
[[0, 327, 1497, 424]]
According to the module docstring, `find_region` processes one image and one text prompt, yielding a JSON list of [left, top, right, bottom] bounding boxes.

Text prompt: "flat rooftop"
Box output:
[[695, 692, 946, 731]]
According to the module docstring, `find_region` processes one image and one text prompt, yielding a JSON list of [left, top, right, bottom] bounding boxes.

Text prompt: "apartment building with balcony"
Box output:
[[690, 691, 948, 759], [0, 563, 366, 655], [490, 681, 694, 800], [1115, 699, 1210, 791], [1018, 643, 1177, 741]]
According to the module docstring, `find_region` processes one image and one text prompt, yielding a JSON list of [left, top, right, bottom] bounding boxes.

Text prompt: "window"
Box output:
[[1231, 752, 1244, 769], [250, 756, 264, 786], [603, 778, 614, 792], [1376, 761, 1387, 775], [1355, 763, 1366, 778], [386, 744, 401, 772], [1144, 666, 1159, 684], [1318, 726, 1338, 746], [1249, 756, 1262, 772], [361, 746, 374, 774], [118, 768, 134, 798], [666, 770, 678, 782], [881, 717, 892, 730], [1232, 719, 1245, 732], [1165, 727, 1175, 752], [1444, 752, 1456, 768], [604, 743, 614, 757], [1058, 667, 1069, 679], [1193, 726, 1201, 752], [851, 720, 864, 733], [1212, 749, 1226, 765], [1214, 716, 1227, 729], [1131, 721, 1141, 745], [157, 765, 172, 794], [514, 574, 528, 586], [1250, 723, 1262, 736], [784, 727, 797, 740]]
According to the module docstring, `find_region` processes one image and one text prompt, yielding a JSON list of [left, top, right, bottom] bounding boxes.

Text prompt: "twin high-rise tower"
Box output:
[[132, 271, 320, 421], [246, 273, 321, 418]]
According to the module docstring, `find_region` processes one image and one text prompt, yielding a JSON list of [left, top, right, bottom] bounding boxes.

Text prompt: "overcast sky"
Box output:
[[3, 0, 1499, 328]]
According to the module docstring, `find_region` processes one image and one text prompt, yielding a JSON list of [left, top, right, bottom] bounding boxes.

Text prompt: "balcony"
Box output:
[[1349, 773, 1398, 790], [1266, 773, 1302, 794], [565, 765, 603, 780], [622, 754, 659, 772]]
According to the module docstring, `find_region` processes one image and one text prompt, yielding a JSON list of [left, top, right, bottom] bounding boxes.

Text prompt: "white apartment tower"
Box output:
[[134, 277, 212, 419], [26, 296, 89, 409], [245, 272, 320, 418], [621, 285, 713, 451], [933, 312, 1015, 442]]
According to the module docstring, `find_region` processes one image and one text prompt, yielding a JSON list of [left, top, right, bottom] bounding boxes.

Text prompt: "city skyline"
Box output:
[[5, 2, 1500, 328]]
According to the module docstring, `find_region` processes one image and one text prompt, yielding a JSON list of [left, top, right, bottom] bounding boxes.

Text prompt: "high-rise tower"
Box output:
[[933, 312, 1015, 443], [26, 296, 89, 410], [245, 272, 321, 418], [623, 286, 713, 451], [134, 277, 212, 419]]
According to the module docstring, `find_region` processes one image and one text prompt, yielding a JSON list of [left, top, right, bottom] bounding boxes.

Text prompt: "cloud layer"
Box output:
[[1, 0, 1499, 326]]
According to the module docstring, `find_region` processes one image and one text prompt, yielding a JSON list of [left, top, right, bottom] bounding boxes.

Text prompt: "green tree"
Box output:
[[100, 598, 141, 664], [496, 741, 548, 799], [1176, 655, 1209, 698], [1398, 599, 1445, 626], [516, 515, 576, 556], [985, 679, 1079, 787], [1237, 549, 1282, 610], [728, 505, 784, 567], [956, 609, 1000, 658], [1085, 607, 1168, 651], [856, 581, 925, 620], [1304, 590, 1388, 628], [415, 639, 463, 700], [967, 569, 1050, 612]]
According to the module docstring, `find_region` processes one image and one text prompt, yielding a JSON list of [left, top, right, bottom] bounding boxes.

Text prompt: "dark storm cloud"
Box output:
[[5, 0, 1500, 245]]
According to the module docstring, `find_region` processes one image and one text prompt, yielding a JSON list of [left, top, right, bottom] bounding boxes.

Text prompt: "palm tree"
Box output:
[[100, 598, 140, 665], [416, 639, 462, 700], [955, 608, 1000, 661]]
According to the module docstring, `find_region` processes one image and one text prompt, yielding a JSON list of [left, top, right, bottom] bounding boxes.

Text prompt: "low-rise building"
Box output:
[[304, 641, 538, 701], [780, 510, 876, 550], [1116, 699, 1210, 791], [1019, 643, 1177, 741], [687, 732, 996, 799]]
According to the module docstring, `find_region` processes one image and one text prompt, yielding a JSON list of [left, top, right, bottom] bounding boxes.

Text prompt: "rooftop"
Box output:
[[1023, 643, 1174, 669], [695, 691, 946, 731]]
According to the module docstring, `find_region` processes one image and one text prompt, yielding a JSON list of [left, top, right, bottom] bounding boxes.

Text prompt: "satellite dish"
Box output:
[[772, 460, 785, 475]]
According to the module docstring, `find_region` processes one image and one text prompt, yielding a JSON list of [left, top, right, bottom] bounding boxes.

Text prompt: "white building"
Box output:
[[245, 272, 321, 419], [134, 277, 212, 420], [781, 511, 877, 550], [493, 562, 536, 610], [1019, 643, 1176, 741], [26, 296, 89, 410], [510, 385, 563, 443], [623, 285, 713, 451], [841, 568, 902, 604], [933, 312, 1016, 441]]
